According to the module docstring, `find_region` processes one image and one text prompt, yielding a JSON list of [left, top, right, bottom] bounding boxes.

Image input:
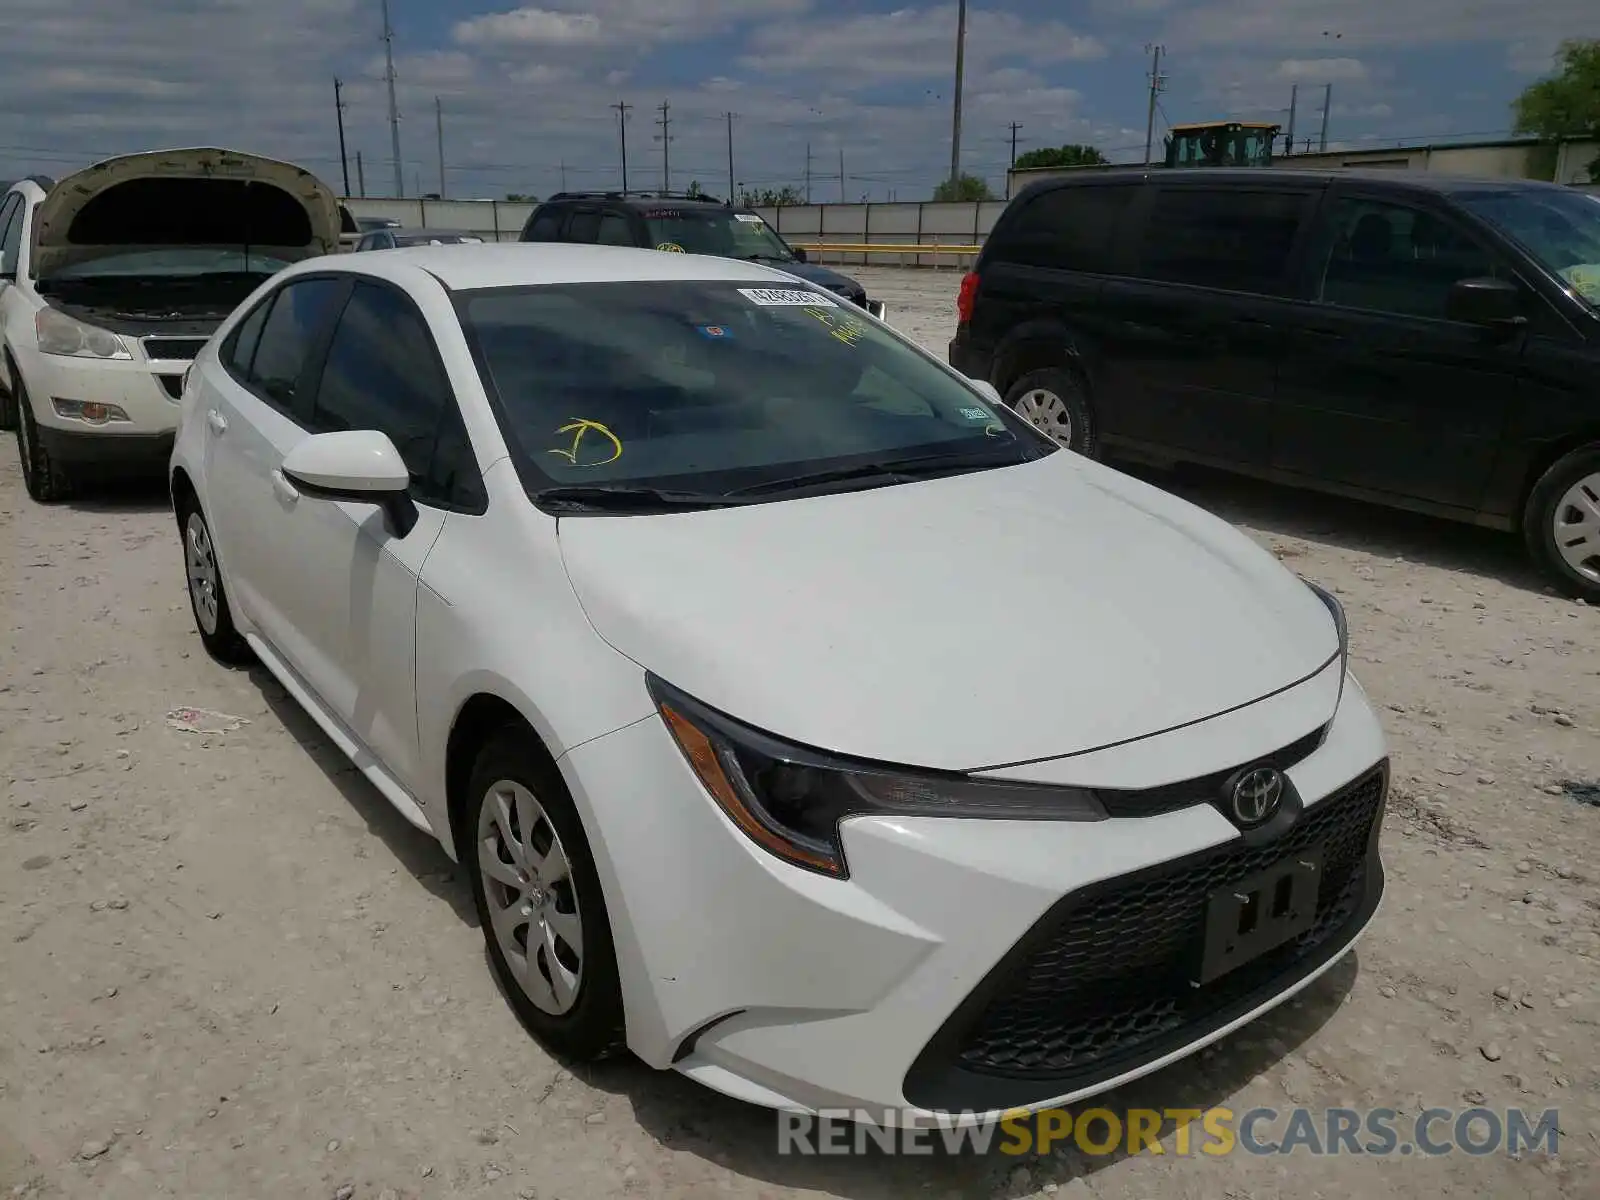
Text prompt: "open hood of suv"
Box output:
[[31, 147, 340, 279]]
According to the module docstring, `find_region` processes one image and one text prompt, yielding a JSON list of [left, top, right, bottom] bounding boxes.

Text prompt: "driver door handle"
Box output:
[[206, 409, 227, 435], [270, 468, 300, 505]]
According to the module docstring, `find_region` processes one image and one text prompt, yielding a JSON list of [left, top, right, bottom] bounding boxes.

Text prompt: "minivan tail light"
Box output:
[[956, 271, 980, 325]]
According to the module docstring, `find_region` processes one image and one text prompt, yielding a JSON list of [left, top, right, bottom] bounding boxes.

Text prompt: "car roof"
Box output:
[[1019, 166, 1580, 197], [316, 241, 805, 291]]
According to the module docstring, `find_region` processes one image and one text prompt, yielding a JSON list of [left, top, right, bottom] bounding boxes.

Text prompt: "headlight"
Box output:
[[36, 308, 132, 360], [1303, 578, 1349, 707], [649, 675, 1107, 879]]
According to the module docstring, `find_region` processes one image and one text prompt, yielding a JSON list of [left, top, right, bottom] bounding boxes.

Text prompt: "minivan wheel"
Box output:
[[1523, 445, 1600, 602], [465, 727, 627, 1063], [1004, 367, 1097, 458]]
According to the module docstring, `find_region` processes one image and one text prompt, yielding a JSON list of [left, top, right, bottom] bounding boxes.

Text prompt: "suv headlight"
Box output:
[[649, 675, 1106, 879], [36, 308, 132, 360], [1303, 578, 1349, 707]]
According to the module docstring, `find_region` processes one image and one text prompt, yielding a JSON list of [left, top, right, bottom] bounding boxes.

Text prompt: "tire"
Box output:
[[1003, 366, 1098, 458], [0, 361, 15, 432], [13, 369, 72, 502], [1523, 444, 1600, 602], [175, 498, 254, 665], [465, 727, 627, 1063]]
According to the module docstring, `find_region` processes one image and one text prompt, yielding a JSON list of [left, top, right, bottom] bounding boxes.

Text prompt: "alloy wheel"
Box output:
[[478, 779, 585, 1016], [1013, 387, 1074, 447]]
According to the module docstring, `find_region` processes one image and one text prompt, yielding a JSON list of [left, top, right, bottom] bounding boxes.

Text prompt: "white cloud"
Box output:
[[1164, 0, 1600, 51], [452, 9, 604, 48], [1274, 57, 1368, 83]]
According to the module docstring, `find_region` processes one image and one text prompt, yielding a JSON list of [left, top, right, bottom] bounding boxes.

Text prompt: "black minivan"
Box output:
[[949, 168, 1600, 599]]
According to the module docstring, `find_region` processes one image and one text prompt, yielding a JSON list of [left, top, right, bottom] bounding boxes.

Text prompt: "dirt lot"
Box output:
[[2, 265, 1597, 1199]]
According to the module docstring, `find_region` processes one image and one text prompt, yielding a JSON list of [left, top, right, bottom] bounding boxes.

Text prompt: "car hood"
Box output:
[[557, 455, 1339, 772], [777, 259, 865, 296], [32, 147, 341, 279]]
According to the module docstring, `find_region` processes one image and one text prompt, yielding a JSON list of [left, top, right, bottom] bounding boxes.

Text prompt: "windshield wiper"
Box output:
[[726, 449, 1024, 498], [742, 252, 795, 264], [534, 484, 747, 513]]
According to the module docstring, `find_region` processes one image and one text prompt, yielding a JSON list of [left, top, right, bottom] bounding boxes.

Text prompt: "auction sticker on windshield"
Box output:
[[739, 288, 836, 307], [735, 213, 765, 223]]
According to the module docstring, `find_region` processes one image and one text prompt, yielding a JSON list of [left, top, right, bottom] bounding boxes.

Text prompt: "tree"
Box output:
[[1512, 38, 1600, 181], [504, 192, 536, 202], [933, 173, 996, 202], [739, 185, 804, 207], [1012, 144, 1109, 171], [685, 180, 706, 198]]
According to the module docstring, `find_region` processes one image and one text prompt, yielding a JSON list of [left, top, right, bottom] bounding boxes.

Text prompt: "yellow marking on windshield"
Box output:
[[548, 418, 623, 466]]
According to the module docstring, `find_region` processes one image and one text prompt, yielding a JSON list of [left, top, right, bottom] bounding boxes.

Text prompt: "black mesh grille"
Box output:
[[1094, 725, 1326, 817], [951, 766, 1384, 1081], [142, 337, 207, 361]]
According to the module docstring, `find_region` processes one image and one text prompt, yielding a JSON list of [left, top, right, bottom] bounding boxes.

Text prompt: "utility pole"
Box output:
[[356, 151, 366, 197], [949, 0, 968, 186], [380, 0, 402, 197], [1285, 83, 1298, 156], [1143, 43, 1166, 166], [611, 101, 631, 191], [434, 96, 446, 198], [1007, 121, 1023, 199], [804, 142, 812, 204], [654, 100, 672, 192], [559, 160, 567, 191], [838, 146, 846, 203], [724, 113, 738, 204], [333, 78, 351, 195], [1319, 83, 1332, 151]]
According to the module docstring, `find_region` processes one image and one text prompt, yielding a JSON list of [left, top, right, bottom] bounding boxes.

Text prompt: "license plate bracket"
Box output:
[[1194, 847, 1324, 986]]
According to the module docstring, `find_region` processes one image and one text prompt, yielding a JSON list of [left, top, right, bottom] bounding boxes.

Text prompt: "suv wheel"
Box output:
[[1523, 444, 1600, 602], [1004, 367, 1097, 458], [12, 368, 72, 503]]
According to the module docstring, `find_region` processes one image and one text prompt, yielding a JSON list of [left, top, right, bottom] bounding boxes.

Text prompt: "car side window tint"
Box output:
[[245, 278, 345, 411], [524, 208, 564, 241], [307, 282, 477, 508], [1315, 197, 1501, 321], [0, 195, 23, 272], [566, 209, 601, 243], [225, 295, 275, 377], [1134, 188, 1309, 294], [596, 212, 634, 246], [999, 184, 1135, 272]]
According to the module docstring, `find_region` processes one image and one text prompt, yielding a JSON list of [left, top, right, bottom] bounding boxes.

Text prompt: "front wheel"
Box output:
[[465, 728, 627, 1062], [1003, 366, 1098, 458], [1523, 445, 1600, 602], [13, 370, 72, 503], [178, 501, 253, 664]]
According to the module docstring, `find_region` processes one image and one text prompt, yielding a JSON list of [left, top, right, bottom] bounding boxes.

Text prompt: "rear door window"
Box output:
[[596, 211, 635, 246], [995, 184, 1137, 273], [1133, 188, 1312, 295], [566, 209, 602, 243], [523, 208, 565, 241]]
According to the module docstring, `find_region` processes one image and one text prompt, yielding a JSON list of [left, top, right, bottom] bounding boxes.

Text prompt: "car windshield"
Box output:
[[643, 209, 794, 261], [1456, 188, 1600, 309], [459, 279, 1046, 506], [48, 248, 293, 279]]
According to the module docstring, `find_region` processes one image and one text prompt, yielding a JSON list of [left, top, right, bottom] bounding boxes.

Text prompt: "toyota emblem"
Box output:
[[1230, 766, 1285, 826]]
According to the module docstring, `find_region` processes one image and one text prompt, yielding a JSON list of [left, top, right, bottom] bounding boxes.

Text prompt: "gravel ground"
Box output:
[[2, 266, 1597, 1199]]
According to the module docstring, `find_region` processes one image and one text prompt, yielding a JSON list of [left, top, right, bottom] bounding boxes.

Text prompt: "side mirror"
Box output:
[[791, 246, 808, 263], [280, 430, 418, 537], [1446, 276, 1524, 328]]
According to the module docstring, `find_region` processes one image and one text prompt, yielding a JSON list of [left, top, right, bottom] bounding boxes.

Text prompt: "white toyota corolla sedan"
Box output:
[[168, 243, 1387, 1123]]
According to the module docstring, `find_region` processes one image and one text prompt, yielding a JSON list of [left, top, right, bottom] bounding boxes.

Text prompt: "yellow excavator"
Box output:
[[1163, 121, 1281, 168]]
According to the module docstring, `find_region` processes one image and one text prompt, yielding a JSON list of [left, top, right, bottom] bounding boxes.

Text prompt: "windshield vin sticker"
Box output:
[[739, 288, 837, 307]]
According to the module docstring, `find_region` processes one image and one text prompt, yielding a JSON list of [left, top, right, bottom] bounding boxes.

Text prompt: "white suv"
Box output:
[[0, 148, 339, 501]]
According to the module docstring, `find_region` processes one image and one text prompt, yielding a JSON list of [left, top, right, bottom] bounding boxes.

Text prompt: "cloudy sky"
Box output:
[[3, 0, 1598, 202]]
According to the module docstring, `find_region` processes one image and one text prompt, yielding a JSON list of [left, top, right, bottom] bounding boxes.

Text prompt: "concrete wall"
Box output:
[[340, 197, 1003, 269]]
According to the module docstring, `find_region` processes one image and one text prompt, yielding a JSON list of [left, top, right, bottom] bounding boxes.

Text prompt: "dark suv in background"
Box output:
[[519, 190, 886, 320], [949, 168, 1600, 599]]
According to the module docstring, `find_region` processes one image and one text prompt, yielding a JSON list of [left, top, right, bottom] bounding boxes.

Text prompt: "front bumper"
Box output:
[[561, 672, 1388, 1122], [15, 343, 189, 440]]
